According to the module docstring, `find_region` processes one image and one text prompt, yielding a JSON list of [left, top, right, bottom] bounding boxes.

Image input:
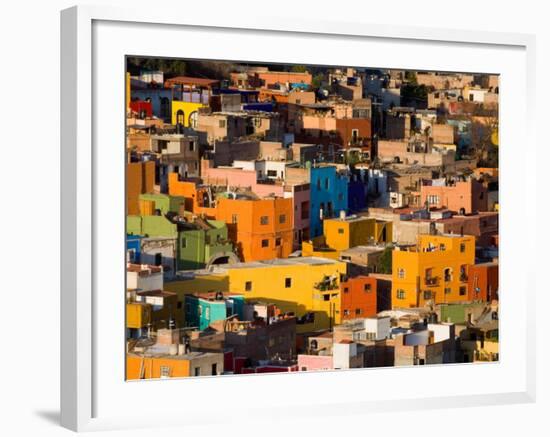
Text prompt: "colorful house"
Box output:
[[126, 349, 224, 380], [467, 261, 499, 302], [302, 214, 392, 259], [126, 234, 142, 263], [127, 161, 155, 215], [184, 292, 245, 331], [138, 193, 185, 215], [340, 276, 378, 320], [420, 178, 488, 214], [127, 214, 237, 270], [392, 234, 476, 308], [214, 196, 294, 262], [218, 257, 348, 333], [309, 165, 348, 238], [165, 76, 219, 127]]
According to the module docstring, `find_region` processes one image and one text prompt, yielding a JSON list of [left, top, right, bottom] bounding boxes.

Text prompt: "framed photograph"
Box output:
[[61, 5, 536, 432]]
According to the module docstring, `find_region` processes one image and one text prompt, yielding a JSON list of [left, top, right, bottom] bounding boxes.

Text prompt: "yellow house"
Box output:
[[302, 215, 392, 259], [218, 257, 347, 333], [392, 234, 475, 308], [171, 101, 208, 127], [126, 302, 151, 329], [324, 215, 392, 249]]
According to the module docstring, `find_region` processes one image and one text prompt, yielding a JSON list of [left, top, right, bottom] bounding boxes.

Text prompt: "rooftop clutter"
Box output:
[[125, 63, 499, 379]]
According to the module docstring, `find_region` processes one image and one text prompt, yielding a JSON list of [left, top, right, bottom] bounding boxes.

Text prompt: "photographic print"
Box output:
[[125, 58, 499, 380]]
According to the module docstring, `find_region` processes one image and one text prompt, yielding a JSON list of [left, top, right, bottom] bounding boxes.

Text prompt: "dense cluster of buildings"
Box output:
[[125, 63, 499, 379]]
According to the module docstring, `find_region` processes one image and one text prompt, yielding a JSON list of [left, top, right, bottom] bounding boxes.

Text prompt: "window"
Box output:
[[267, 169, 277, 178], [323, 294, 330, 301], [397, 268, 405, 279], [205, 307, 210, 320], [324, 178, 329, 190], [285, 278, 292, 288], [261, 239, 269, 248], [279, 214, 286, 224], [154, 253, 162, 266], [459, 286, 467, 296], [316, 178, 321, 190], [231, 214, 238, 224], [364, 283, 372, 292], [338, 228, 344, 234], [444, 268, 452, 282], [396, 289, 406, 299], [189, 140, 195, 152], [439, 244, 446, 251], [194, 367, 201, 376], [275, 237, 281, 247], [260, 216, 269, 225], [460, 243, 466, 253], [351, 129, 359, 143], [445, 287, 451, 294], [460, 265, 468, 281], [301, 201, 309, 220], [245, 281, 252, 291], [181, 237, 187, 248], [189, 112, 198, 129], [211, 363, 217, 375], [343, 287, 349, 293], [355, 308, 362, 316], [219, 119, 226, 128], [423, 291, 432, 300], [427, 194, 439, 205], [343, 309, 350, 316], [160, 366, 170, 378]]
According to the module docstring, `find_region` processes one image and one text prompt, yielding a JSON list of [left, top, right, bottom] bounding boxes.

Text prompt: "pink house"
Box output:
[[297, 354, 333, 372]]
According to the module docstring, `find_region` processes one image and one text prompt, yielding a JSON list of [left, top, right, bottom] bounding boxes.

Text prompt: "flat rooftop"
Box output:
[[218, 257, 342, 270], [341, 245, 386, 255]]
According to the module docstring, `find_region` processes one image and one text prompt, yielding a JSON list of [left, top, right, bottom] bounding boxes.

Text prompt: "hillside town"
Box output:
[[125, 61, 499, 379]]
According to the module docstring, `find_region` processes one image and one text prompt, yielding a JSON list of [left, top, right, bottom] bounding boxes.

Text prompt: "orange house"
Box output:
[[127, 354, 191, 380], [168, 173, 216, 217], [127, 161, 155, 215], [467, 262, 499, 302], [340, 276, 378, 320], [168, 173, 293, 262], [215, 197, 293, 262]]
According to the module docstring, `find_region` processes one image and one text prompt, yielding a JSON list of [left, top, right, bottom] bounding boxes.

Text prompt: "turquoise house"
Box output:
[[185, 293, 245, 331]]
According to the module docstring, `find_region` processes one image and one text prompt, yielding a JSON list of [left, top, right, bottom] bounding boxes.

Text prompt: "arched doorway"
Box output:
[[176, 109, 185, 125], [206, 252, 239, 267], [189, 111, 198, 129]]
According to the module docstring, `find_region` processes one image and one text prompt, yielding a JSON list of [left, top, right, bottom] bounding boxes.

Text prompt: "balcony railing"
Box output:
[[425, 276, 439, 287]]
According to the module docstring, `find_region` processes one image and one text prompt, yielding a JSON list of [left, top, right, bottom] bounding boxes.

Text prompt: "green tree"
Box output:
[[290, 65, 307, 73], [376, 247, 393, 274], [311, 73, 324, 89], [404, 70, 418, 84]]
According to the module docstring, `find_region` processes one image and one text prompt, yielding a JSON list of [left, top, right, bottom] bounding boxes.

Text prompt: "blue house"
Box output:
[[126, 234, 142, 263], [185, 292, 245, 331], [309, 165, 348, 238], [348, 176, 368, 212]]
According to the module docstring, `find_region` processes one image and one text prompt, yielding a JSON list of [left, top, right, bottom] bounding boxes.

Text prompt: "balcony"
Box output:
[[424, 276, 439, 287]]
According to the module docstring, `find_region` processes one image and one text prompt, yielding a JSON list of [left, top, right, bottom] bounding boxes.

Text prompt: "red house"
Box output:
[[129, 99, 153, 118], [340, 276, 377, 320]]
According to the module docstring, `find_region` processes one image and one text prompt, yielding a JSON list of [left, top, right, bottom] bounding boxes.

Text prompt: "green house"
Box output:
[[127, 215, 237, 272]]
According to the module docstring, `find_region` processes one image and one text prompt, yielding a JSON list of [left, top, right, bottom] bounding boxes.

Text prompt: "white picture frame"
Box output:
[[61, 5, 536, 432]]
